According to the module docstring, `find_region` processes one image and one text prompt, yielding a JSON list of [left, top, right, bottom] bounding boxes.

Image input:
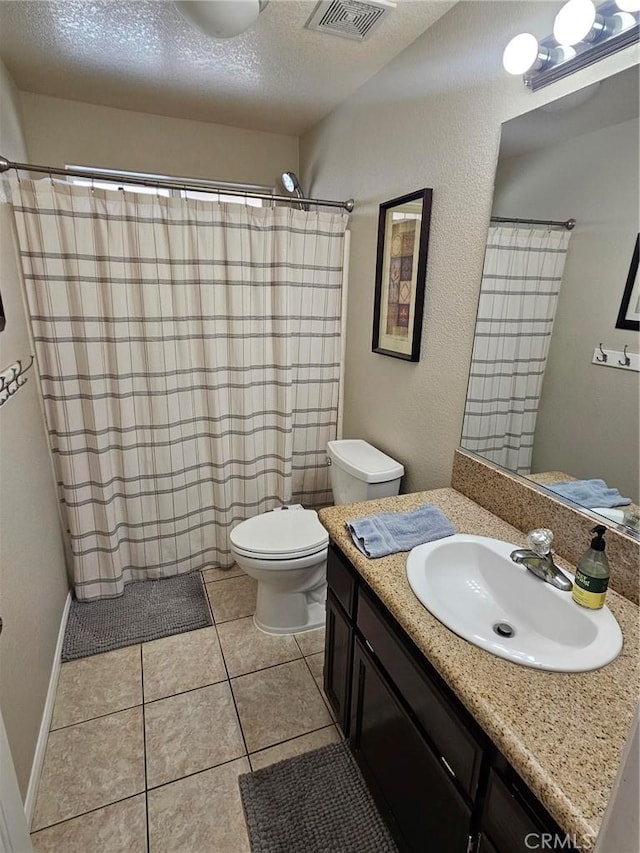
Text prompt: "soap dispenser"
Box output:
[[572, 525, 610, 610]]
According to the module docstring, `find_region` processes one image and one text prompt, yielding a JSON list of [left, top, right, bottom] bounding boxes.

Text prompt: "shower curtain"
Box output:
[[10, 179, 348, 600], [461, 224, 572, 474]]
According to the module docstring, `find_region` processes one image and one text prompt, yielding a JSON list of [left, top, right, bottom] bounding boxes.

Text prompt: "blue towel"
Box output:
[[546, 479, 631, 509], [345, 504, 456, 559]]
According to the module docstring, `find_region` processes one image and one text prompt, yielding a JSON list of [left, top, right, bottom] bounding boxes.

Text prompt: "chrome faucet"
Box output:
[[510, 529, 573, 592]]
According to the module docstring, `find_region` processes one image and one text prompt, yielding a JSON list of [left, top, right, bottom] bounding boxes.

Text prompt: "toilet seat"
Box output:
[[230, 509, 329, 561]]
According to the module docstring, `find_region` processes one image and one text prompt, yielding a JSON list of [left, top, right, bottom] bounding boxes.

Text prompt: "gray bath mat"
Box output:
[[239, 740, 398, 853], [61, 572, 213, 661]]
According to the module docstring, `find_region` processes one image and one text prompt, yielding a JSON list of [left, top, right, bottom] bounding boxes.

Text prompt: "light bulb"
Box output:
[[616, 0, 640, 11], [502, 33, 543, 75], [609, 10, 636, 32], [553, 0, 598, 45]]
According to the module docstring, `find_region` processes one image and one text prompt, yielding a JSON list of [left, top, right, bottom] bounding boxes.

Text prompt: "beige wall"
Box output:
[[300, 0, 639, 494], [19, 91, 298, 187], [0, 59, 69, 799], [493, 117, 640, 502]]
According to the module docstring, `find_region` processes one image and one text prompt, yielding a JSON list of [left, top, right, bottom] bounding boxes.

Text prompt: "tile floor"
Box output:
[[31, 569, 341, 853]]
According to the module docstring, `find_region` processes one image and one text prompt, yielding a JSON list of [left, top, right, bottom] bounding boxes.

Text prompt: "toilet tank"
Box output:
[[327, 439, 404, 505]]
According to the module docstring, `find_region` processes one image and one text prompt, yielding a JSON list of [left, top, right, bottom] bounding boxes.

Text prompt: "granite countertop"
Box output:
[[528, 472, 640, 527], [318, 488, 640, 853]]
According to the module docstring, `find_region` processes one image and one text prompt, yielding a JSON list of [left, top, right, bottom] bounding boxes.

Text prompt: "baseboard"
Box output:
[[24, 591, 71, 826]]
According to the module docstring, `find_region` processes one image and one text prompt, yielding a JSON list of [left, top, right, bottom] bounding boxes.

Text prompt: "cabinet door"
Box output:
[[357, 587, 485, 800], [323, 590, 353, 735], [482, 770, 578, 853], [478, 835, 499, 853], [350, 637, 473, 853]]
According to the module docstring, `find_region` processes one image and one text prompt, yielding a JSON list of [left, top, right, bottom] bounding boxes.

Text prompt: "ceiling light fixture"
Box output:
[[174, 1, 269, 39], [503, 0, 638, 90]]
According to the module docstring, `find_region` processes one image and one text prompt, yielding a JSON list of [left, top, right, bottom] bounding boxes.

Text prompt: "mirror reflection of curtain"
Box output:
[[462, 224, 572, 474], [9, 178, 348, 600]]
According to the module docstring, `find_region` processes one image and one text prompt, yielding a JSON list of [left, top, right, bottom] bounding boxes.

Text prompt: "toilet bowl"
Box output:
[[230, 509, 329, 635], [230, 440, 404, 635]]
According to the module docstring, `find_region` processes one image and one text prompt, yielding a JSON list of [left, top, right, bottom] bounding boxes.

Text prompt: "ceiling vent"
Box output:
[[306, 0, 396, 42]]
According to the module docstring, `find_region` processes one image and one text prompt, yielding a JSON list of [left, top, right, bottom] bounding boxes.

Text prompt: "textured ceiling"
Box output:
[[0, 0, 455, 136]]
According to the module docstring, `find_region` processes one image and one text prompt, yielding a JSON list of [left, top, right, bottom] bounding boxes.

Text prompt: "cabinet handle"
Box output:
[[466, 833, 479, 853], [440, 755, 456, 778], [364, 638, 375, 655]]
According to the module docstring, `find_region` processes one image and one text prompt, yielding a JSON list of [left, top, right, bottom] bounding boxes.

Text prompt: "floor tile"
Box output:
[[305, 651, 324, 689], [217, 616, 301, 677], [51, 645, 142, 730], [148, 757, 250, 853], [32, 707, 145, 831], [31, 794, 146, 853], [142, 626, 226, 702], [249, 725, 342, 771], [294, 626, 325, 656], [206, 575, 257, 622], [145, 682, 245, 788], [202, 565, 244, 583], [231, 659, 332, 753], [305, 651, 337, 721]]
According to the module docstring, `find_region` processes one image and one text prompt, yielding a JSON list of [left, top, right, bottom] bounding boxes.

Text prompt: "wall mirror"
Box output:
[[461, 65, 640, 537]]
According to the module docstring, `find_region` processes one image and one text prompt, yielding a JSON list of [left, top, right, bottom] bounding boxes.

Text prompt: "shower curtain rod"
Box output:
[[491, 215, 575, 231], [0, 155, 355, 213]]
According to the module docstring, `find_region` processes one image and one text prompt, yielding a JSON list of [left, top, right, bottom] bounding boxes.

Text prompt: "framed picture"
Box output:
[[615, 234, 639, 332], [372, 188, 432, 361]]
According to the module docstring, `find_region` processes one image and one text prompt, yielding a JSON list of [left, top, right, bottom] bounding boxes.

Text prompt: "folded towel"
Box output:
[[345, 504, 455, 559], [546, 479, 631, 509]]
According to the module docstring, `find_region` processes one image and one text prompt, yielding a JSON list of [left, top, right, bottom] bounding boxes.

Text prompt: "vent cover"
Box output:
[[306, 0, 396, 42]]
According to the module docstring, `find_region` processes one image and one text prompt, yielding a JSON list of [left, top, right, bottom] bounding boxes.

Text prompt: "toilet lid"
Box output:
[[230, 509, 329, 559]]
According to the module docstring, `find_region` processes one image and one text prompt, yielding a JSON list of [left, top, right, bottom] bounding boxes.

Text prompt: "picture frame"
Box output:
[[372, 188, 432, 362], [615, 234, 639, 332]]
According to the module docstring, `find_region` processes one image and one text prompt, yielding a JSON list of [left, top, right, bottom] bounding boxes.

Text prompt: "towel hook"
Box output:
[[596, 343, 608, 363], [618, 345, 631, 367]]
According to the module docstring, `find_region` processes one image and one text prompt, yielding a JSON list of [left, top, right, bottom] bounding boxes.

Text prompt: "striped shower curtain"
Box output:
[[461, 225, 572, 474], [10, 179, 348, 600]]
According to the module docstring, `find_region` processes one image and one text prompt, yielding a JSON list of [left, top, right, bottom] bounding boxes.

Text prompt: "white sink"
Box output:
[[406, 534, 622, 672]]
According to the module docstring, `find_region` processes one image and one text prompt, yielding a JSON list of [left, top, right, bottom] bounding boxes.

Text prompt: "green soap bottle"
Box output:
[[572, 525, 610, 610]]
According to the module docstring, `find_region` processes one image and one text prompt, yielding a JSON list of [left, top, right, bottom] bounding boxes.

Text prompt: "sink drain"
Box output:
[[493, 622, 515, 638]]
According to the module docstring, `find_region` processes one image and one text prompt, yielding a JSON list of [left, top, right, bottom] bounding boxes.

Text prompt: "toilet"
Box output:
[[229, 439, 404, 634]]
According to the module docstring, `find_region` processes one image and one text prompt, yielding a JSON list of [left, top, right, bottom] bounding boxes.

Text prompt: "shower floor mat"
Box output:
[[61, 572, 213, 661], [239, 740, 398, 853]]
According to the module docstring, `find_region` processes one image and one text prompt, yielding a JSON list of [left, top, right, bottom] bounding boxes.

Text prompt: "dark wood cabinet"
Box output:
[[478, 835, 500, 853], [323, 591, 353, 735], [350, 636, 473, 853], [481, 765, 577, 853], [357, 586, 484, 801], [323, 542, 579, 853]]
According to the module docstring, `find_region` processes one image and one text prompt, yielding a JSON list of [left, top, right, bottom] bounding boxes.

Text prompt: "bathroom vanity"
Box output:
[[319, 489, 639, 853]]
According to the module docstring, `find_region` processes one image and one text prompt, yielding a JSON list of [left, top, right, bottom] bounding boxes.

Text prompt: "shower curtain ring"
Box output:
[[596, 343, 608, 363]]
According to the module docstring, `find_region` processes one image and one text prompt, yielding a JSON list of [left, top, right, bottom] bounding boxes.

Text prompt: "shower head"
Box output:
[[281, 171, 309, 210], [281, 171, 301, 195]]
